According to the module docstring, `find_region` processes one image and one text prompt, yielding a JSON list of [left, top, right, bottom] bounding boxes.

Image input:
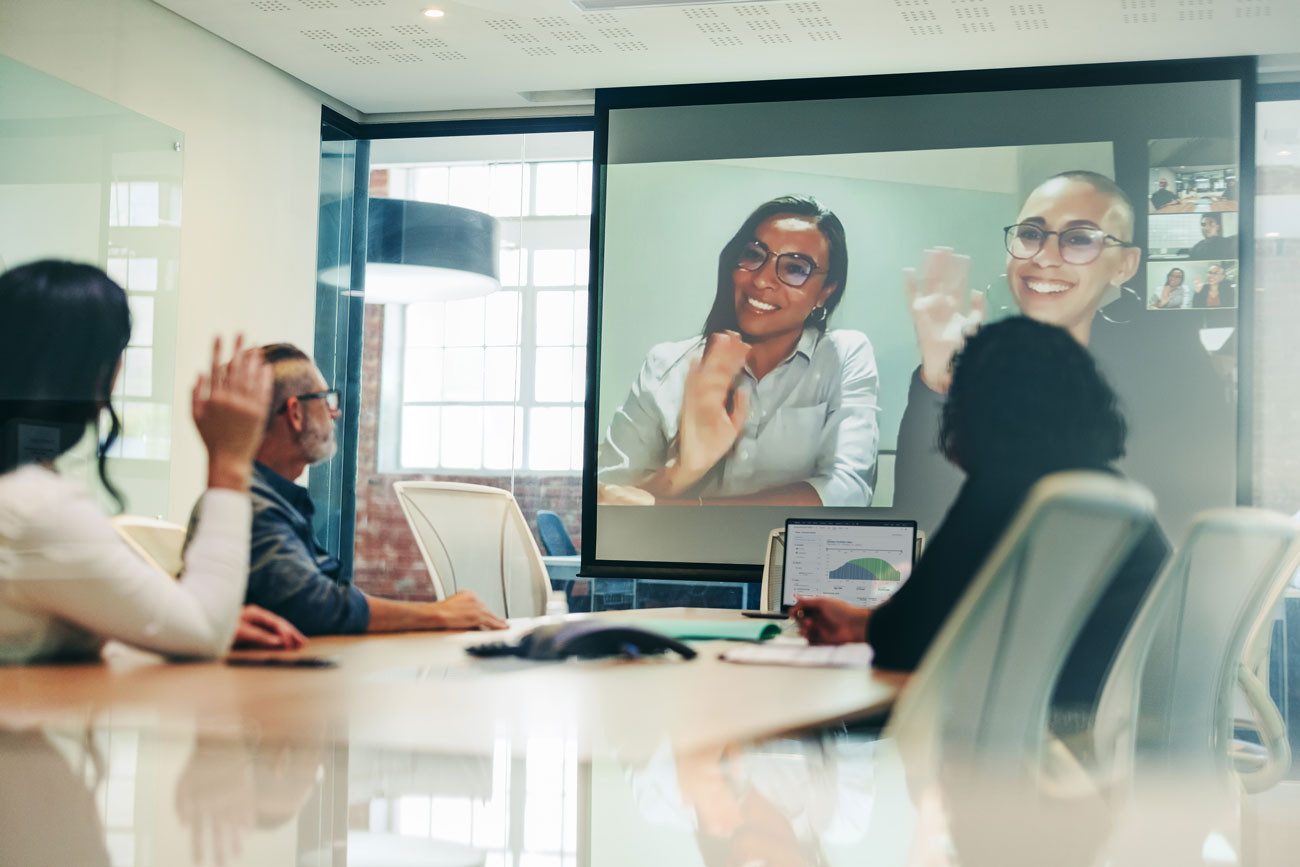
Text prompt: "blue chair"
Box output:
[[536, 510, 578, 556]]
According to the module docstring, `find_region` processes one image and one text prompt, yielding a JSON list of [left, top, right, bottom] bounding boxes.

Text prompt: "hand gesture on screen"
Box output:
[[192, 336, 273, 491], [792, 595, 871, 646], [674, 331, 751, 492], [904, 248, 985, 394]]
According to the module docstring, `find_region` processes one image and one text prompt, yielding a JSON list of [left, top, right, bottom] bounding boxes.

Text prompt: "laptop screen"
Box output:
[[781, 519, 918, 610]]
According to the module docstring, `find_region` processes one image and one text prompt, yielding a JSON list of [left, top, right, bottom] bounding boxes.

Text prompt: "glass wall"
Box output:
[[0, 55, 183, 518]]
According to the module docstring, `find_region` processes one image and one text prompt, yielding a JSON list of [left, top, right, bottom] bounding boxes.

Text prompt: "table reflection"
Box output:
[[3, 721, 1299, 866]]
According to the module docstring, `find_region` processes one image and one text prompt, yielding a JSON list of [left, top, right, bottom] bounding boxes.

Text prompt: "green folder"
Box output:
[[626, 619, 782, 642]]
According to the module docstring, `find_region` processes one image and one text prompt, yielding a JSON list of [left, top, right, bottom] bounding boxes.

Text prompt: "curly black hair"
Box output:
[[939, 317, 1126, 475]]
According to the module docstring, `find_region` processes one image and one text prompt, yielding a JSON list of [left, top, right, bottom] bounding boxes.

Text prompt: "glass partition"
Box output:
[[0, 54, 183, 517]]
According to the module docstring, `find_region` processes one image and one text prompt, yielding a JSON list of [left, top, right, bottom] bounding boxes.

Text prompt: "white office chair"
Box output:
[[391, 481, 550, 619], [1092, 509, 1299, 793], [870, 472, 1156, 867], [111, 515, 188, 578]]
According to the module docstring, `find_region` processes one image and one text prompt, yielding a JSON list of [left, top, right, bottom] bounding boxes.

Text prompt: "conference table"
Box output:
[[1151, 199, 1239, 214], [1, 609, 1287, 866]]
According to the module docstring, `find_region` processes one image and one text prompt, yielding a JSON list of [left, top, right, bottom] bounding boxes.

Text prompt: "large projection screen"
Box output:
[[584, 59, 1252, 579]]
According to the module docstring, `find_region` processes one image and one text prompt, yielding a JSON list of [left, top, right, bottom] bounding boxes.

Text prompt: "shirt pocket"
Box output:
[[752, 402, 828, 484]]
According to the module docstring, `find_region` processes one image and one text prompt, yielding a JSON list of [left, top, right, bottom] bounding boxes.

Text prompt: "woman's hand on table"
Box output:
[[233, 605, 306, 650], [904, 247, 984, 395], [791, 595, 871, 646]]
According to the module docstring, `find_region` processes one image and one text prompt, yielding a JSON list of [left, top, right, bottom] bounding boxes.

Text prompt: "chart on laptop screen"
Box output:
[[783, 521, 916, 608]]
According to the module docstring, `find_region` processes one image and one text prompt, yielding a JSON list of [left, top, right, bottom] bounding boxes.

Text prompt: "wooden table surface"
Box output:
[[0, 607, 902, 762], [1151, 199, 1238, 214]]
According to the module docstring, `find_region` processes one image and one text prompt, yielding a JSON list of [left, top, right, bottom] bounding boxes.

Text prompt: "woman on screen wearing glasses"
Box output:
[[891, 171, 1232, 536], [597, 195, 879, 506]]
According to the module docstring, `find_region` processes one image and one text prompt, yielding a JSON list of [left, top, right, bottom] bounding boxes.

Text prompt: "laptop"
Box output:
[[778, 518, 918, 613]]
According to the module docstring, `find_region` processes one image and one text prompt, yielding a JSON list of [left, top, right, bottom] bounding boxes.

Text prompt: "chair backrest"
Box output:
[[111, 515, 188, 578], [883, 472, 1156, 784], [535, 510, 577, 557], [392, 481, 550, 618], [1096, 509, 1300, 785]]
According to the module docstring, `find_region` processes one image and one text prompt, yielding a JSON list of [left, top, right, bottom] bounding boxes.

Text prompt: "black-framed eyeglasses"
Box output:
[[1003, 223, 1138, 265], [735, 240, 827, 288], [278, 389, 339, 414]]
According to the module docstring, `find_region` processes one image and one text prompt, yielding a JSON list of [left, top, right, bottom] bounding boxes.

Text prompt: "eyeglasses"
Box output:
[[1003, 223, 1137, 265], [278, 389, 339, 414], [735, 241, 826, 288]]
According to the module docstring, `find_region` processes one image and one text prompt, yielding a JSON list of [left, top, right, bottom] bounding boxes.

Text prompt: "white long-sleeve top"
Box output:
[[0, 465, 251, 663]]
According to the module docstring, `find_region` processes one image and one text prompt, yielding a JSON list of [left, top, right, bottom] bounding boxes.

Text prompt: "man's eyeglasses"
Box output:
[[278, 389, 339, 414], [735, 241, 827, 289], [1004, 223, 1138, 266]]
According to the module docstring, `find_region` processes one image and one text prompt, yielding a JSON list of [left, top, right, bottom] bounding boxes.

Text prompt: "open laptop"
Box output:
[[777, 518, 918, 613]]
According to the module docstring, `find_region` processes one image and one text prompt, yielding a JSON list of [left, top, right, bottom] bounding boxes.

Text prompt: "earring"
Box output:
[[807, 305, 828, 325]]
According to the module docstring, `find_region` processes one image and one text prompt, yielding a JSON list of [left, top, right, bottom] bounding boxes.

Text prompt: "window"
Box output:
[[378, 157, 591, 473]]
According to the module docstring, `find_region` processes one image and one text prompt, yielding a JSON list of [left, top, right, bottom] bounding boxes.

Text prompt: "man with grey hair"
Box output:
[[197, 343, 505, 636]]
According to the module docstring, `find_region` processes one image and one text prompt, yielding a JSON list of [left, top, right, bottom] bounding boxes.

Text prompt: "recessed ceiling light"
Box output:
[[422, 7, 445, 18], [1279, 150, 1293, 157], [1265, 232, 1281, 238]]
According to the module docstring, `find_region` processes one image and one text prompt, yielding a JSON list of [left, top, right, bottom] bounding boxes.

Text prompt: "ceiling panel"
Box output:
[[150, 0, 1298, 115]]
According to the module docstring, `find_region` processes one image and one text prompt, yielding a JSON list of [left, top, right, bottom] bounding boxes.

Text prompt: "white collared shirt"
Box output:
[[598, 328, 880, 506]]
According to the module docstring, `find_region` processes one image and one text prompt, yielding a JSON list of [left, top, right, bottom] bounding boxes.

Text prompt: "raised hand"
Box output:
[[673, 331, 751, 492], [192, 336, 273, 491], [904, 248, 985, 394]]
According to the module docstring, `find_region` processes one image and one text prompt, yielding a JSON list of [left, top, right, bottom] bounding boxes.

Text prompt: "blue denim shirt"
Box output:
[[244, 462, 370, 635]]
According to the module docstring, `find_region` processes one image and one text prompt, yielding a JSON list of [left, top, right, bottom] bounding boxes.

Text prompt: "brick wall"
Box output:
[[352, 303, 584, 601]]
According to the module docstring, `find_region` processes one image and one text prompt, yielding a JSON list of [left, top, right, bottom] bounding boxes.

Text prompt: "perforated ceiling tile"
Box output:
[[297, 0, 338, 8], [521, 45, 559, 56], [370, 39, 402, 50], [1010, 2, 1050, 29], [683, 7, 720, 19], [612, 40, 648, 51], [301, 29, 336, 40], [504, 32, 541, 43], [347, 0, 387, 6], [534, 16, 570, 27], [484, 18, 523, 30], [553, 29, 587, 40], [346, 55, 380, 64], [747, 19, 782, 31], [389, 53, 423, 62], [1235, 0, 1272, 16], [710, 35, 744, 46], [322, 42, 360, 52], [431, 50, 467, 60], [807, 29, 841, 40], [568, 43, 603, 54], [785, 1, 823, 13], [758, 32, 793, 43], [697, 21, 733, 33], [249, 0, 291, 11], [345, 26, 383, 38], [734, 4, 772, 15], [411, 37, 448, 48], [392, 24, 427, 36], [1177, 0, 1215, 21], [795, 15, 833, 27], [598, 26, 635, 38], [1119, 0, 1157, 24], [583, 12, 620, 25], [952, 1, 995, 33]]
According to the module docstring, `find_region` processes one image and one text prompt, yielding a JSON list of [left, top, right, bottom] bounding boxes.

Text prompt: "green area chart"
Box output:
[[829, 557, 902, 582]]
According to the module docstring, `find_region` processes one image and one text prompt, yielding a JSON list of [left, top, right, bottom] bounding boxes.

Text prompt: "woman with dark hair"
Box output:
[[1152, 267, 1191, 309], [597, 195, 879, 506], [0, 260, 274, 662], [1193, 263, 1236, 308], [796, 317, 1168, 716]]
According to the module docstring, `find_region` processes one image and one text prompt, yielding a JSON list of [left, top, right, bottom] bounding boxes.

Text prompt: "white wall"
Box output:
[[0, 0, 340, 522]]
